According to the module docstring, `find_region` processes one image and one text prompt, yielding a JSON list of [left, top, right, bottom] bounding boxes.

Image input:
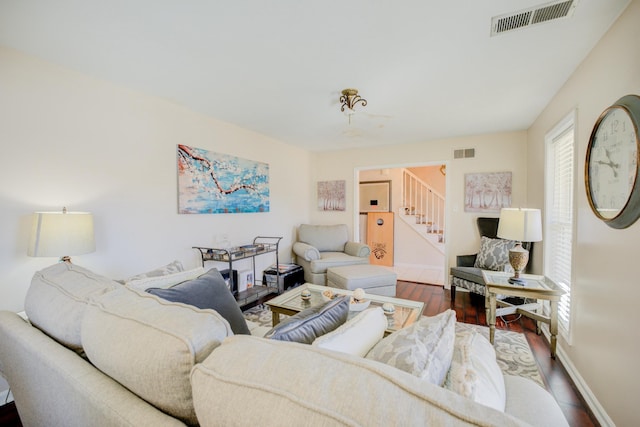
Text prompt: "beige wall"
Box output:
[[310, 131, 529, 278], [527, 2, 639, 425], [0, 46, 311, 313]]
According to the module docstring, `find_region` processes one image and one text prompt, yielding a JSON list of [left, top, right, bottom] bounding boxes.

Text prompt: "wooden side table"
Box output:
[[482, 271, 565, 359]]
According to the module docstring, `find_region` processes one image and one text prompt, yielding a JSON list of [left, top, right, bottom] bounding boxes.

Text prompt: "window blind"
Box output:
[[545, 124, 575, 336]]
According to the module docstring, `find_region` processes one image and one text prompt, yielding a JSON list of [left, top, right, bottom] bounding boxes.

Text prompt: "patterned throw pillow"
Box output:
[[365, 309, 456, 386], [473, 237, 516, 271]]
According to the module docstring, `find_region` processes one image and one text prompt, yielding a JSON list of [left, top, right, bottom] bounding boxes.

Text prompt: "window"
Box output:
[[544, 112, 576, 340]]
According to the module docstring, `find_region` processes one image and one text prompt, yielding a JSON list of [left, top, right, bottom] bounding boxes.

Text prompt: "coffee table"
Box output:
[[265, 283, 424, 335], [482, 271, 565, 359]]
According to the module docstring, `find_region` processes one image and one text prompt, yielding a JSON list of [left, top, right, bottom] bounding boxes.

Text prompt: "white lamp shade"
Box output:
[[28, 211, 95, 257], [497, 208, 542, 242]]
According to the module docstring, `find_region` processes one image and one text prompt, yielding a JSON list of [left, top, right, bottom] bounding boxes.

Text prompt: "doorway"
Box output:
[[356, 164, 447, 286]]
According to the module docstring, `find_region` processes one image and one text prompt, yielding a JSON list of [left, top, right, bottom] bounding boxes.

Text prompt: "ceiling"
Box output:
[[0, 0, 630, 151]]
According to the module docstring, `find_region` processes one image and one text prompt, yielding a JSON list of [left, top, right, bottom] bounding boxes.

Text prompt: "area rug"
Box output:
[[243, 305, 544, 387]]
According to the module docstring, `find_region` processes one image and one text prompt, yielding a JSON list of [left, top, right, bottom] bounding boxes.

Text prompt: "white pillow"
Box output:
[[444, 328, 506, 412], [365, 309, 456, 386], [126, 267, 206, 291], [312, 307, 387, 356]]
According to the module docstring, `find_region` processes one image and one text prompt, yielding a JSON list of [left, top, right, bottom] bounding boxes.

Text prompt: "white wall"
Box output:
[[0, 46, 311, 313], [310, 130, 530, 282], [527, 2, 639, 425]]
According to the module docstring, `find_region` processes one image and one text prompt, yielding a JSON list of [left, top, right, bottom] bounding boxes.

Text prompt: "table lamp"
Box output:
[[27, 207, 95, 263], [497, 208, 542, 285]]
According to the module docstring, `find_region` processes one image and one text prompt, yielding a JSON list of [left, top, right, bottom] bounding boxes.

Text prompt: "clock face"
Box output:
[[587, 106, 638, 219]]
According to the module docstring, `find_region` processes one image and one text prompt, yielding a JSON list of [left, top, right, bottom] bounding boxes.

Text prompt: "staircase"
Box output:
[[398, 169, 445, 253]]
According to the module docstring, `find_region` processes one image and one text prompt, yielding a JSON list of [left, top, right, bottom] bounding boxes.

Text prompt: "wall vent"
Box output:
[[491, 0, 578, 36], [454, 148, 475, 159]]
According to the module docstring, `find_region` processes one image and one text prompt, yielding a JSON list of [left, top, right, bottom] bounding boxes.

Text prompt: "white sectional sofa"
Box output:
[[0, 263, 568, 426]]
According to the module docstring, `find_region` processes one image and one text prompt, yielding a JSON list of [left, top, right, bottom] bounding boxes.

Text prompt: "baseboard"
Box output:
[[539, 327, 615, 427]]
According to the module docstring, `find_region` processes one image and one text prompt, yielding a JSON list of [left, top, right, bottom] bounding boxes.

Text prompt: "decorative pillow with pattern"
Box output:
[[473, 237, 516, 271], [365, 309, 456, 386]]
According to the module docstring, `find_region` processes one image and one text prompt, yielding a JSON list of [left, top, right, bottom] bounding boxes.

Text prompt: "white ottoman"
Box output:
[[326, 264, 397, 297]]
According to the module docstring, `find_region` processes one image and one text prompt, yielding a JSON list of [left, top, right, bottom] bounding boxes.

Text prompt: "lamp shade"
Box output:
[[28, 210, 95, 257], [497, 208, 542, 242]]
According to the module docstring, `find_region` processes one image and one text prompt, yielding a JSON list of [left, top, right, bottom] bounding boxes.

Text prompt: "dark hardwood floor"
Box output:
[[396, 280, 599, 427]]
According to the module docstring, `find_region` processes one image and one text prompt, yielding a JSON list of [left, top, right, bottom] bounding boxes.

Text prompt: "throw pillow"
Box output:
[[120, 260, 184, 283], [312, 307, 387, 357], [444, 328, 506, 412], [474, 237, 516, 271], [365, 309, 456, 386], [264, 296, 349, 344], [147, 268, 250, 335], [126, 266, 206, 291]]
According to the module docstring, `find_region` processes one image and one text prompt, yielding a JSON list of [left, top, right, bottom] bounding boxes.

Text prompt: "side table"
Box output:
[[482, 271, 565, 359]]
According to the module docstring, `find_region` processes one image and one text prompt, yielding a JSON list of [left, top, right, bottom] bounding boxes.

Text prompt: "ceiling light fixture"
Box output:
[[340, 88, 367, 124]]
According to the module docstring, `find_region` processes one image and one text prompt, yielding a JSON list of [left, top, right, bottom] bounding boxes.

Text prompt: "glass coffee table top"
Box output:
[[265, 283, 424, 334]]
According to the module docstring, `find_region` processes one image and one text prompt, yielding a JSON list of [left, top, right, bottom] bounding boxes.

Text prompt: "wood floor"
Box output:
[[396, 280, 599, 427]]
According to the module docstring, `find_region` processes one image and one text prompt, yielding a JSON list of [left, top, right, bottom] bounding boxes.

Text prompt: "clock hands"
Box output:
[[596, 148, 620, 177]]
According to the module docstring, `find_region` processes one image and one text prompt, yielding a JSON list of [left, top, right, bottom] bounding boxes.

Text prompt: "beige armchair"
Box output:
[[292, 224, 370, 285]]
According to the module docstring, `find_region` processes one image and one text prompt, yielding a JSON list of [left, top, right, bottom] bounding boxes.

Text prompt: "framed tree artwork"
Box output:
[[464, 171, 512, 213], [177, 144, 270, 214], [317, 180, 346, 211]]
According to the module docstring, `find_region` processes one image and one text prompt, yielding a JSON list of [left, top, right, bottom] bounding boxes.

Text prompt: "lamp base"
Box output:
[[508, 276, 526, 286], [508, 243, 529, 287]]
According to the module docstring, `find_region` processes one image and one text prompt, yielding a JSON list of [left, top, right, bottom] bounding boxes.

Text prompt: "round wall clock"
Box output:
[[585, 94, 640, 229]]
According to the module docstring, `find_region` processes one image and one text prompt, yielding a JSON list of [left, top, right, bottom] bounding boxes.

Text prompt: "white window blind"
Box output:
[[545, 118, 575, 338]]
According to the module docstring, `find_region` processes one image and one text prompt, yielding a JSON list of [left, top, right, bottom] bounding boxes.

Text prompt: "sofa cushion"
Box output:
[[444, 328, 506, 412], [126, 266, 206, 291], [24, 263, 120, 351], [298, 224, 348, 252], [147, 268, 250, 335], [365, 309, 456, 386], [81, 286, 232, 425], [264, 296, 349, 344], [191, 335, 527, 426], [474, 237, 516, 271], [312, 307, 387, 356]]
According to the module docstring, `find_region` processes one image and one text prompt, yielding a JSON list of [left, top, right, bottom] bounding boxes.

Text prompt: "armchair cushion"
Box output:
[[449, 267, 485, 285]]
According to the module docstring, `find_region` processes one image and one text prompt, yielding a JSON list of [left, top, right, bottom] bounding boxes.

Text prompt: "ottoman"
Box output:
[[326, 264, 397, 297]]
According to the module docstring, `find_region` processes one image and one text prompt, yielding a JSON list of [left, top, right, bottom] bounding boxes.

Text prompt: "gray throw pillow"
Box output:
[[264, 296, 349, 344], [473, 237, 516, 271], [147, 268, 250, 335]]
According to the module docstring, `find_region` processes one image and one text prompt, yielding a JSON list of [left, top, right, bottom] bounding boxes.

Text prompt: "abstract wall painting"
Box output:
[[317, 180, 346, 211], [464, 171, 512, 213], [177, 144, 269, 214]]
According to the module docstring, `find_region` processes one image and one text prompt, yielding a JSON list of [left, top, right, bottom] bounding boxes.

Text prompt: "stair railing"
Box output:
[[402, 169, 445, 242]]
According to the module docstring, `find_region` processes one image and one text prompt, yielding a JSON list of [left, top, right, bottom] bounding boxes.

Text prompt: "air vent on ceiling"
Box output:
[[491, 0, 578, 36], [454, 148, 475, 159]]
